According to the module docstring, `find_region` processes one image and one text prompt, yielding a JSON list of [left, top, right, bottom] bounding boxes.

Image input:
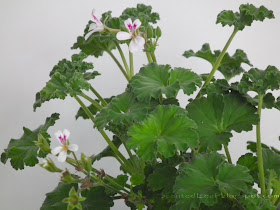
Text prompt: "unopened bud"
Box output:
[[156, 26, 162, 38], [61, 169, 80, 184], [147, 25, 154, 38], [81, 153, 92, 172], [34, 134, 51, 154], [39, 158, 62, 173]]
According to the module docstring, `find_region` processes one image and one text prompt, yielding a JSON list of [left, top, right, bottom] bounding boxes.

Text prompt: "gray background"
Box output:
[[1, 0, 280, 209]]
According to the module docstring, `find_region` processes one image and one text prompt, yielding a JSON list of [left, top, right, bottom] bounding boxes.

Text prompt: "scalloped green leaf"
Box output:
[[41, 182, 78, 210], [1, 113, 59, 170], [130, 63, 201, 102], [238, 66, 280, 95], [186, 93, 259, 152], [127, 105, 199, 161], [95, 90, 154, 130], [120, 4, 160, 27], [216, 4, 274, 31], [34, 54, 99, 111], [183, 43, 252, 80], [82, 186, 114, 210], [172, 152, 253, 209]]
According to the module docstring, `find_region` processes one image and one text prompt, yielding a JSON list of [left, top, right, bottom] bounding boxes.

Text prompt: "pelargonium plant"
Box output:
[[2, 3, 280, 210]]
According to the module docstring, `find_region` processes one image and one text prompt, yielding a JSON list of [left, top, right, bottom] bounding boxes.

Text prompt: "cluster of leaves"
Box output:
[[2, 3, 280, 210]]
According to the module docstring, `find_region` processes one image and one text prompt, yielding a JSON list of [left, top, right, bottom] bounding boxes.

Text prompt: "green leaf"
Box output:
[[237, 153, 258, 181], [120, 4, 160, 27], [130, 63, 201, 102], [216, 4, 274, 31], [238, 66, 280, 95], [41, 182, 78, 210], [95, 90, 154, 130], [127, 105, 198, 161], [1, 113, 59, 170], [105, 175, 128, 195], [172, 152, 253, 209], [183, 43, 252, 80], [34, 54, 99, 111], [186, 93, 258, 152], [82, 186, 114, 210], [147, 165, 177, 192]]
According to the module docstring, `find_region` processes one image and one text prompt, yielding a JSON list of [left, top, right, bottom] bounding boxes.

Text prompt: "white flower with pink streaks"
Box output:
[[51, 129, 78, 162], [116, 18, 145, 53], [85, 9, 105, 40]]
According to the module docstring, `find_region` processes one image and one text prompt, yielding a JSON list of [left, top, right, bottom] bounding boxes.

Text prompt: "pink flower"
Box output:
[[116, 18, 145, 53], [51, 129, 78, 162], [85, 9, 105, 40]]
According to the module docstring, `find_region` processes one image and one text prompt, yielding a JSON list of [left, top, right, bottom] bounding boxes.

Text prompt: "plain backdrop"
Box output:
[[1, 0, 280, 209]]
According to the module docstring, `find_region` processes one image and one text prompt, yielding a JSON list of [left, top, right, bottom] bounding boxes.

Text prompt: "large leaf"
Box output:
[[186, 93, 259, 152], [216, 4, 274, 31], [183, 43, 252, 80], [130, 63, 201, 102], [82, 186, 114, 210], [1, 113, 59, 170], [34, 53, 99, 110], [95, 90, 154, 130], [127, 105, 199, 161], [172, 152, 253, 209], [238, 66, 280, 95], [41, 182, 78, 210]]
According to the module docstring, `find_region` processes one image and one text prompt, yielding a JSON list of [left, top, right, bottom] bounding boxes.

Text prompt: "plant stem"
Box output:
[[223, 145, 232, 164], [72, 152, 81, 168], [196, 28, 238, 97], [115, 42, 130, 76], [79, 92, 103, 110], [256, 94, 266, 195], [90, 86, 108, 107], [151, 52, 157, 63], [266, 170, 273, 196], [106, 50, 129, 81], [129, 52, 134, 78], [146, 52, 153, 64]]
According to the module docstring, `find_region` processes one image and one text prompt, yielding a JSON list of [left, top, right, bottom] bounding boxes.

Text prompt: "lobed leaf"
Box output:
[[186, 93, 259, 152], [127, 105, 199, 161], [1, 113, 59, 170], [216, 4, 274, 31]]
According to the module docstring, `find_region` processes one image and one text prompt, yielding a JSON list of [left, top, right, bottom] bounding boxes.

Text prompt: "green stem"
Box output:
[[223, 145, 232, 164], [146, 52, 153, 64], [196, 28, 238, 97], [266, 170, 273, 196], [106, 50, 129, 81], [151, 52, 157, 63], [90, 86, 108, 107], [79, 92, 103, 110], [115, 42, 130, 75], [256, 94, 266, 195], [74, 96, 133, 172], [119, 136, 134, 160], [72, 152, 81, 168], [129, 52, 134, 78]]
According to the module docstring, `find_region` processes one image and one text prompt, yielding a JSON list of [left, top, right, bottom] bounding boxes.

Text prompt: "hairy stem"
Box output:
[[106, 50, 129, 81], [79, 92, 103, 110], [90, 86, 108, 107], [146, 52, 153, 64], [256, 94, 266, 195], [115, 42, 130, 76], [197, 28, 238, 97], [223, 145, 232, 164], [151, 51, 157, 63], [129, 52, 134, 78]]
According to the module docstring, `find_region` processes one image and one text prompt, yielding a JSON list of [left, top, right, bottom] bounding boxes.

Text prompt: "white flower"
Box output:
[[116, 18, 145, 53], [51, 129, 78, 162], [41, 159, 48, 167], [84, 9, 105, 40]]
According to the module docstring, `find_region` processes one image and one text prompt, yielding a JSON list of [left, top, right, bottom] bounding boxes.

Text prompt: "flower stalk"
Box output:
[[89, 86, 108, 107]]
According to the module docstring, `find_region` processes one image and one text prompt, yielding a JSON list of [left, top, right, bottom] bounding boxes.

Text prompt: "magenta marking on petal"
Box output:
[[127, 24, 133, 32], [133, 24, 137, 29], [92, 11, 101, 24]]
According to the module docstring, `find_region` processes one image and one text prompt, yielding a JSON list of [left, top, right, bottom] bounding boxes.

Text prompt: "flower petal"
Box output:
[[135, 36, 145, 47], [63, 129, 70, 140], [124, 18, 133, 32], [129, 40, 141, 53], [92, 9, 101, 24], [68, 144, 79, 152], [85, 30, 94, 40], [55, 130, 63, 144], [51, 146, 63, 155], [132, 19, 142, 30], [57, 151, 67, 162], [116, 32, 132, 41]]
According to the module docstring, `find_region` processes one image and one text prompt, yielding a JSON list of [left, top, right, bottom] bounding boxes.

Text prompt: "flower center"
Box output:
[[62, 145, 68, 151]]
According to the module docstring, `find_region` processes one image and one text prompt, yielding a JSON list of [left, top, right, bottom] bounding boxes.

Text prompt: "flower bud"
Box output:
[[39, 158, 62, 173], [61, 169, 80, 184], [34, 134, 51, 154], [81, 153, 92, 172], [63, 187, 86, 210], [146, 25, 154, 38], [156, 26, 162, 38]]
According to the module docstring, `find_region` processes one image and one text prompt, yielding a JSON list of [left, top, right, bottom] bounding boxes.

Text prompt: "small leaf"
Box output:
[[105, 175, 128, 195], [1, 113, 59, 170], [216, 4, 274, 31], [41, 182, 78, 210], [127, 105, 198, 161], [186, 93, 258, 152]]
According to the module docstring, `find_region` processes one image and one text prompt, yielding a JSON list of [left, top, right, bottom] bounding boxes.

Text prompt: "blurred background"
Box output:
[[0, 0, 280, 209]]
